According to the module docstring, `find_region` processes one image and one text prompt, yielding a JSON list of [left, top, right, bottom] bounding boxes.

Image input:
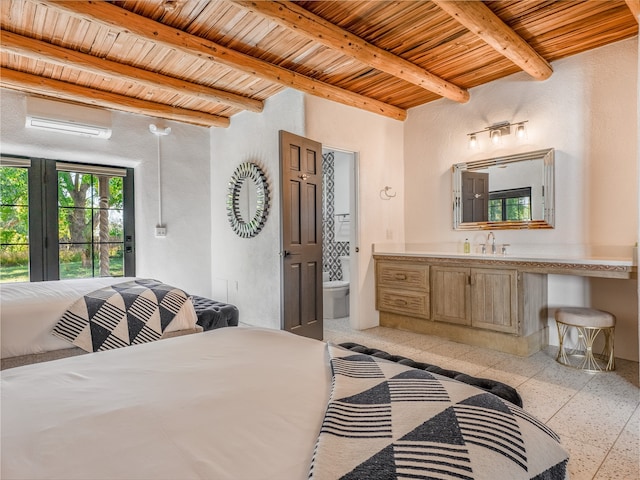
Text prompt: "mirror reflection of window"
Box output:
[[488, 159, 542, 220], [488, 187, 532, 221]]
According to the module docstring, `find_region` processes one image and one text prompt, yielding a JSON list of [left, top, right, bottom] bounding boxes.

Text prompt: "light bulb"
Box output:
[[468, 134, 477, 149], [516, 123, 526, 139], [490, 129, 501, 145]]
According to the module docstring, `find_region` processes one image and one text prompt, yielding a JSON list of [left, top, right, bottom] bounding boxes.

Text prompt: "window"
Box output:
[[0, 158, 31, 282], [0, 157, 135, 283], [488, 187, 532, 222]]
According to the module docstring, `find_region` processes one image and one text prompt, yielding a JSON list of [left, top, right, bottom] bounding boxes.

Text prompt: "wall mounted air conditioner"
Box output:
[[25, 97, 113, 139]]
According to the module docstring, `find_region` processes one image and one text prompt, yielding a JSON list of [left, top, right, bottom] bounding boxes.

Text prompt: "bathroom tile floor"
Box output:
[[323, 317, 640, 480]]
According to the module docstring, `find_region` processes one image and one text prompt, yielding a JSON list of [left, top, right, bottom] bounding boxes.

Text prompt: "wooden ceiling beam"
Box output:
[[625, 0, 640, 23], [433, 0, 553, 81], [0, 30, 263, 113], [0, 68, 231, 128], [229, 0, 470, 104], [45, 0, 407, 121]]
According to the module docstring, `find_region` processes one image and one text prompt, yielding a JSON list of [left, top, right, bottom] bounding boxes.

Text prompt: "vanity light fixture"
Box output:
[[467, 120, 528, 148], [490, 128, 502, 145], [515, 122, 527, 139]]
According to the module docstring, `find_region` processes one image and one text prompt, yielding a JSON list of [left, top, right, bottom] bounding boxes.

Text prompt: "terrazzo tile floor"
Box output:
[[323, 317, 640, 480]]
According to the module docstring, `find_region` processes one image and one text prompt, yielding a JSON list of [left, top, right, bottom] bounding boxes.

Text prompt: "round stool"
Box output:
[[555, 307, 615, 372]]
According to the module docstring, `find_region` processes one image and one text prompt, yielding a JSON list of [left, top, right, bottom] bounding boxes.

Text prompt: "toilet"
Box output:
[[323, 256, 350, 319]]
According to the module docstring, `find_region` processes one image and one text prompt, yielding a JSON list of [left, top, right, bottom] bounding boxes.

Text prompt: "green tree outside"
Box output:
[[1, 165, 125, 282]]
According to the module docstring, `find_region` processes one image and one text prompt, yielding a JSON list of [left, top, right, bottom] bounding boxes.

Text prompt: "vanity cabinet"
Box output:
[[470, 268, 518, 333], [376, 261, 429, 319], [430, 267, 469, 325], [374, 255, 547, 356], [431, 267, 517, 333]]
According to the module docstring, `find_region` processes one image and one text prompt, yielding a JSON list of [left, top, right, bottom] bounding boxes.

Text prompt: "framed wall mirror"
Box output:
[[227, 162, 270, 238], [452, 148, 554, 230]]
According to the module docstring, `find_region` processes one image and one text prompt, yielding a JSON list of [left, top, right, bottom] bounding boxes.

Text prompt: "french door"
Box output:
[[0, 156, 135, 282]]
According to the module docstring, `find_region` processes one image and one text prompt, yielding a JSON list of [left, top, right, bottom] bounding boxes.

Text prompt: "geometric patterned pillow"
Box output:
[[309, 345, 569, 480], [52, 279, 189, 353]]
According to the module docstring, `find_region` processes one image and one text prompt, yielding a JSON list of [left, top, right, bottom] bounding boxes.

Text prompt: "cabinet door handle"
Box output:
[[394, 273, 407, 280], [394, 299, 408, 306]]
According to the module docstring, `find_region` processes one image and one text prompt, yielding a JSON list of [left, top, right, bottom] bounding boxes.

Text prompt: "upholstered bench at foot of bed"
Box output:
[[338, 342, 523, 407], [191, 296, 239, 331]]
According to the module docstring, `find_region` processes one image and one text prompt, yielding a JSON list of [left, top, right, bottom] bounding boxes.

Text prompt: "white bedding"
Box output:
[[1, 327, 332, 480], [1, 327, 569, 480], [0, 277, 198, 359]]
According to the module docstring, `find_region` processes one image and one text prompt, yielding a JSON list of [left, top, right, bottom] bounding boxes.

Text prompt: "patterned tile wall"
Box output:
[[322, 152, 350, 281]]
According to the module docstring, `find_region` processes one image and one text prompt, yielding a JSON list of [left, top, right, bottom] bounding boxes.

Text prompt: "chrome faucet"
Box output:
[[487, 231, 496, 254]]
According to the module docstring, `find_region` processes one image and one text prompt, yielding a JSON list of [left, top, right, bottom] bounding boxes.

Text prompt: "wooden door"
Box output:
[[280, 131, 323, 340], [461, 171, 489, 222], [431, 266, 470, 325], [471, 268, 518, 333]]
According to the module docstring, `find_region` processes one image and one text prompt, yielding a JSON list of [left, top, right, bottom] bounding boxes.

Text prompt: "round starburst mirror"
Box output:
[[226, 162, 270, 238]]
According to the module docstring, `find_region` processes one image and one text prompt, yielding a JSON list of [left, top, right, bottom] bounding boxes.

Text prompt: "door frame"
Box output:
[[322, 145, 359, 331]]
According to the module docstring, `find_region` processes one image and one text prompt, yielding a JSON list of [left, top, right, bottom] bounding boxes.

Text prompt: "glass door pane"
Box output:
[[0, 166, 30, 282], [58, 171, 125, 279]]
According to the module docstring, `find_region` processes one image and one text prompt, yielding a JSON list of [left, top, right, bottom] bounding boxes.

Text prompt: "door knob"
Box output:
[[298, 174, 308, 180]]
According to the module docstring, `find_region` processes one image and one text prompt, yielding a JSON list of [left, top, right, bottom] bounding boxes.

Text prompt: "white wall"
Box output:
[[0, 89, 213, 297], [404, 38, 638, 361], [210, 89, 305, 329], [305, 95, 405, 330]]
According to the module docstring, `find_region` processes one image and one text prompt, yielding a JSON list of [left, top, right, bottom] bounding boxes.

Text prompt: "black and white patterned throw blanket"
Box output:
[[52, 279, 189, 353], [309, 345, 569, 480]]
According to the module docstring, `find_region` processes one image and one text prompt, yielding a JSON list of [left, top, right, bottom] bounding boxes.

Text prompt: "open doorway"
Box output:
[[321, 147, 358, 336]]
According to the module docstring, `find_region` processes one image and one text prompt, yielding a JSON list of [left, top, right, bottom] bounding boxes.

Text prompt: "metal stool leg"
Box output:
[[556, 321, 570, 366], [602, 327, 615, 371], [555, 322, 615, 372], [578, 326, 601, 372]]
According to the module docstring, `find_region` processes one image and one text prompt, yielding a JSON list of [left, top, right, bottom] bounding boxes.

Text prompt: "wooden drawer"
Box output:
[[377, 288, 430, 319], [377, 262, 429, 291]]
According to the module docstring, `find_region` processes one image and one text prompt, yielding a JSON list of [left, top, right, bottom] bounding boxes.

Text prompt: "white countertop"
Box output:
[[373, 243, 637, 267]]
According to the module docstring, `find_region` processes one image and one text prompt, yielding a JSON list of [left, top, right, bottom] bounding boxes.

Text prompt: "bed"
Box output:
[[1, 327, 569, 480], [0, 277, 202, 368]]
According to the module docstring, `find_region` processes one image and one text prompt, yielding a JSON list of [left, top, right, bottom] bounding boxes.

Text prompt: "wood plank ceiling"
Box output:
[[1, 0, 637, 128]]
